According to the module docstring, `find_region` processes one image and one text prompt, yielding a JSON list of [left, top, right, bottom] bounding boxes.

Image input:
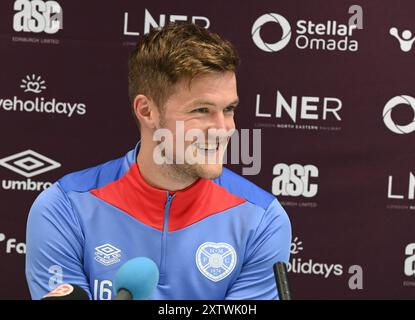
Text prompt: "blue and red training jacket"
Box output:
[[25, 144, 291, 300]]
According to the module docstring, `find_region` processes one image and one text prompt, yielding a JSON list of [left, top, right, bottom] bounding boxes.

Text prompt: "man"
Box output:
[[25, 23, 291, 300]]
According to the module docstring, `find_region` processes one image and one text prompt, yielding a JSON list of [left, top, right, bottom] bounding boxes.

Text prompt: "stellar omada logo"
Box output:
[[252, 12, 360, 53]]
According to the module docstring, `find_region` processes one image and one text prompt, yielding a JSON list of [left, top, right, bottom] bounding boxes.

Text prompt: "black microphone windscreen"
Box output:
[[41, 284, 90, 300], [273, 262, 292, 300]]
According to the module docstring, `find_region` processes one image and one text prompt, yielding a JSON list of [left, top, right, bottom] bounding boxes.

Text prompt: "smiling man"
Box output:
[[137, 71, 238, 190], [25, 23, 291, 300]]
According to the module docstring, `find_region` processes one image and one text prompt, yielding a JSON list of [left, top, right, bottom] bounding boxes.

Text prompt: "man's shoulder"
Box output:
[[214, 167, 276, 211], [57, 149, 135, 194]]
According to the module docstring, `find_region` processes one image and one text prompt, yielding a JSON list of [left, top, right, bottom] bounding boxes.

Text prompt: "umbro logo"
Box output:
[[0, 149, 60, 178], [0, 150, 60, 191], [95, 243, 122, 266]]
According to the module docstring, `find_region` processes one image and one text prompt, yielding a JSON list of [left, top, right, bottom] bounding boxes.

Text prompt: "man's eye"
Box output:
[[224, 106, 236, 113], [191, 108, 209, 113]]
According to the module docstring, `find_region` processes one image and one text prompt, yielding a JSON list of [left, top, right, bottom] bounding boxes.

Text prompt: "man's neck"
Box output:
[[136, 145, 197, 192]]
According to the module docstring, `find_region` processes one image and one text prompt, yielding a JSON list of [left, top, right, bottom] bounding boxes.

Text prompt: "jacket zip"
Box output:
[[159, 191, 175, 283]]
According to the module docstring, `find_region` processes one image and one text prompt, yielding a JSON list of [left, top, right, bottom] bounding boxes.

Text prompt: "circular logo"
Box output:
[[383, 95, 415, 134], [196, 242, 237, 282], [252, 13, 291, 52]]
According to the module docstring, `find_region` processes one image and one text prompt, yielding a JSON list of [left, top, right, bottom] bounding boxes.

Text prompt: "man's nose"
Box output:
[[209, 111, 232, 130]]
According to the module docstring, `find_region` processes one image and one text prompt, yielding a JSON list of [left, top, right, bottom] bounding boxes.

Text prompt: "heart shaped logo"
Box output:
[[195, 242, 237, 282], [20, 75, 46, 94], [26, 81, 41, 93]]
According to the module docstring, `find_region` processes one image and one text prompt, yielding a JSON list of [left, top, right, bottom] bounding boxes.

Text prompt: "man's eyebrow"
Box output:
[[189, 99, 217, 107], [229, 98, 239, 106], [189, 98, 240, 107]]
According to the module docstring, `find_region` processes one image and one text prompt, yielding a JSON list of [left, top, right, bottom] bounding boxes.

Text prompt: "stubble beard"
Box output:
[[155, 115, 224, 183]]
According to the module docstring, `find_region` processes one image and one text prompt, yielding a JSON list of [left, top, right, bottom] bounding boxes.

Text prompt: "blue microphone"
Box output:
[[113, 257, 159, 300]]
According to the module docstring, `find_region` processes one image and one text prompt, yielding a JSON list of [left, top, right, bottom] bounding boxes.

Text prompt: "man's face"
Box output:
[[155, 71, 238, 180]]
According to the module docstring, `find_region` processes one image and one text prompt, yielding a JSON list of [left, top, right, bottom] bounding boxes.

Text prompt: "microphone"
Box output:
[[41, 283, 89, 300], [113, 257, 159, 300], [273, 262, 292, 300]]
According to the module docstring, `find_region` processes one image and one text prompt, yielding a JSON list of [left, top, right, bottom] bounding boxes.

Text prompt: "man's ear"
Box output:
[[133, 95, 159, 129]]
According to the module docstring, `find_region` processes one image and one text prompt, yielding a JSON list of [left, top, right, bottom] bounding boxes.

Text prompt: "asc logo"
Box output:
[[196, 242, 237, 282], [272, 163, 319, 197], [13, 0, 63, 34]]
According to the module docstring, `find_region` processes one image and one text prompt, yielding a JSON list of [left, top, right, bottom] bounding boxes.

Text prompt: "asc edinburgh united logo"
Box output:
[[196, 242, 237, 282]]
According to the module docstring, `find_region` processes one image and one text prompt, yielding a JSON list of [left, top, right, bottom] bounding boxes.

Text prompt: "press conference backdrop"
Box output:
[[0, 0, 414, 299]]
